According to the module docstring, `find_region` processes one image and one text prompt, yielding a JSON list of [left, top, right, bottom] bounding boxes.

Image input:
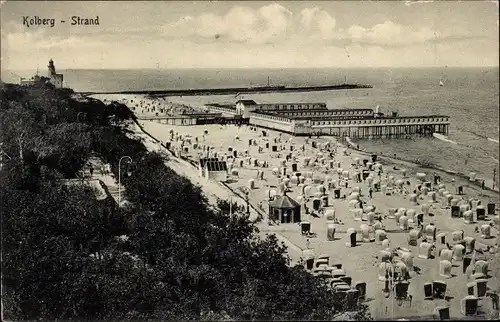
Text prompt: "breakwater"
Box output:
[[79, 83, 372, 97]]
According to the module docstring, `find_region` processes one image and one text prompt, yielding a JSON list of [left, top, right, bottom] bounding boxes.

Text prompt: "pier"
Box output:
[[300, 115, 451, 139], [79, 83, 373, 97], [205, 100, 451, 139], [250, 114, 450, 139], [137, 113, 249, 126]]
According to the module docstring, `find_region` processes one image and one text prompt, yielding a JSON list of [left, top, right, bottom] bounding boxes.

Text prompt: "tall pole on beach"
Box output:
[[391, 264, 395, 320], [118, 156, 132, 206], [493, 167, 497, 190]]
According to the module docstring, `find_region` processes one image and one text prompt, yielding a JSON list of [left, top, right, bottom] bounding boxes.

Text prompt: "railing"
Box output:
[[311, 117, 450, 127]]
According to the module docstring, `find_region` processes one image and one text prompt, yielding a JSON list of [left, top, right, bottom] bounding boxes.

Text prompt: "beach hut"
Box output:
[[463, 210, 474, 224], [199, 158, 228, 182], [378, 250, 392, 263], [327, 223, 336, 241], [418, 242, 434, 259], [476, 205, 486, 221], [474, 260, 489, 278], [464, 237, 475, 253], [406, 209, 417, 223], [317, 254, 330, 265], [360, 224, 371, 242], [439, 260, 453, 278], [303, 249, 315, 270], [373, 220, 384, 231], [388, 208, 397, 219], [416, 172, 426, 181], [325, 209, 335, 221], [321, 196, 329, 207], [399, 215, 409, 230], [268, 193, 301, 224], [312, 198, 321, 211], [266, 188, 277, 200], [460, 203, 470, 216], [425, 223, 437, 241], [408, 229, 419, 246], [346, 228, 357, 247], [461, 296, 479, 316], [394, 261, 408, 279], [452, 230, 464, 244], [439, 249, 453, 262], [480, 224, 491, 239], [452, 244, 465, 261], [375, 230, 387, 245], [437, 232, 447, 245]]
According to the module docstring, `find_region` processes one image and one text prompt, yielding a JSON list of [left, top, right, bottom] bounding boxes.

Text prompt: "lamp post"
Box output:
[[383, 263, 396, 320], [244, 191, 250, 216], [391, 264, 396, 320], [118, 156, 132, 206], [237, 186, 251, 217]]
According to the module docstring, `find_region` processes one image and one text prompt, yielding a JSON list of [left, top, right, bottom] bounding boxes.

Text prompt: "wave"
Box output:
[[457, 127, 499, 144], [345, 137, 499, 193], [433, 133, 457, 145]]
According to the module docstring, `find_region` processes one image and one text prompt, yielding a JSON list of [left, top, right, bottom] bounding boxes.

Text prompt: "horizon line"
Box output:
[[3, 65, 499, 72]]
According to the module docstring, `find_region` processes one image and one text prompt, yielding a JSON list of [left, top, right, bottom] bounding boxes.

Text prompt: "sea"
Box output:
[[3, 67, 499, 185]]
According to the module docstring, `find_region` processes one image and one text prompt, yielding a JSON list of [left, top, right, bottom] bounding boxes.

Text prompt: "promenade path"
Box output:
[[79, 157, 126, 205]]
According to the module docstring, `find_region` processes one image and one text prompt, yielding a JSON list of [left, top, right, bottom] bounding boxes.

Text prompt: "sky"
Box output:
[[1, 0, 499, 69]]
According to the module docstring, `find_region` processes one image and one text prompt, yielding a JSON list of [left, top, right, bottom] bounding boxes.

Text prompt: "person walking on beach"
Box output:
[[369, 187, 373, 199]]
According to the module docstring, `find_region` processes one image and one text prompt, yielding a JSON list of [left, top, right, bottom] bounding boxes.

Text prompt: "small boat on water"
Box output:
[[433, 132, 457, 144], [439, 80, 444, 87]]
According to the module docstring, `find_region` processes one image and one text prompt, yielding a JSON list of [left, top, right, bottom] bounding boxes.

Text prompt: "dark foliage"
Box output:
[[1, 84, 371, 321]]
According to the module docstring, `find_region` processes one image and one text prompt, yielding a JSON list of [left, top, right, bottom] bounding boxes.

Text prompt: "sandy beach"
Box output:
[[98, 94, 500, 320]]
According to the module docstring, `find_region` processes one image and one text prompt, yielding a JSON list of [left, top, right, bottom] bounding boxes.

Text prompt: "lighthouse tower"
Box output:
[[47, 59, 64, 88], [48, 59, 56, 77]]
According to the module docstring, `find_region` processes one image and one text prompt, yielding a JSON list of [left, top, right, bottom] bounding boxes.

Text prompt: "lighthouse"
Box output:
[[47, 59, 64, 89]]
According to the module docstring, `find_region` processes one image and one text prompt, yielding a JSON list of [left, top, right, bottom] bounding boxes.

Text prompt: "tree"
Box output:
[[0, 104, 39, 162], [32, 122, 93, 177]]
